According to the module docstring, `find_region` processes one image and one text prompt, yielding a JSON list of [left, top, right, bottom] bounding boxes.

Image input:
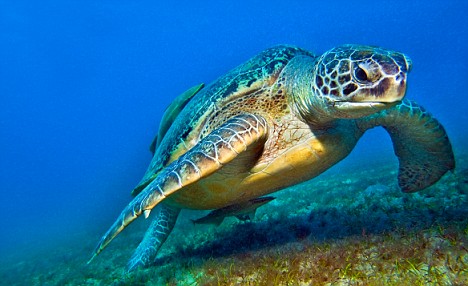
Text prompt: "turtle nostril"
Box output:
[[396, 72, 405, 82]]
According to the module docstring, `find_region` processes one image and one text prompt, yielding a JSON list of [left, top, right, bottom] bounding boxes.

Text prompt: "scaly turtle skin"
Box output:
[[89, 45, 455, 271]]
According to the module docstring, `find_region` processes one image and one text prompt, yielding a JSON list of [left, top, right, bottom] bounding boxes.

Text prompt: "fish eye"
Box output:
[[354, 66, 369, 83]]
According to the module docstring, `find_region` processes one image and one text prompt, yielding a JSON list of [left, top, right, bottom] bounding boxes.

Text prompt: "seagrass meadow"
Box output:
[[1, 152, 467, 285]]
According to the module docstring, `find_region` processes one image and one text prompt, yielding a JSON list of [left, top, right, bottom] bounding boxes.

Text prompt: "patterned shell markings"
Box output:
[[134, 46, 316, 196]]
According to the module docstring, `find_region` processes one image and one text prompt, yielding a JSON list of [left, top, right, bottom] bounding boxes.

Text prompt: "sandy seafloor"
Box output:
[[1, 149, 467, 285]]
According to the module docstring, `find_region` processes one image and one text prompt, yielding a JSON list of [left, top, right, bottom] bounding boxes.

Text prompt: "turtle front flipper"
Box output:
[[127, 203, 180, 272], [356, 99, 455, 192], [89, 113, 268, 261]]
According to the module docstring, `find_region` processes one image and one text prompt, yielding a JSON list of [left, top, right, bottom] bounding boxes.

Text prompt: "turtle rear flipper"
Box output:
[[357, 99, 455, 192], [89, 113, 268, 260], [126, 204, 180, 272]]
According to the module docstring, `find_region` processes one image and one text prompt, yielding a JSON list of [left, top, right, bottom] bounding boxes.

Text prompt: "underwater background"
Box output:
[[1, 0, 467, 285]]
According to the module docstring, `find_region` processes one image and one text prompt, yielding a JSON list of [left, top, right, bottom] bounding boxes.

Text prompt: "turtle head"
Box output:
[[311, 45, 412, 119]]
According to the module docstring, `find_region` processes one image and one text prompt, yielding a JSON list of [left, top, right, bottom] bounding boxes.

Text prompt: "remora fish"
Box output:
[[149, 83, 205, 154], [192, 196, 275, 226]]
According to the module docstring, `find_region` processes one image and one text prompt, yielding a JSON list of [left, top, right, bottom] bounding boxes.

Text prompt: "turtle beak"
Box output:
[[333, 101, 398, 118], [404, 54, 412, 73]]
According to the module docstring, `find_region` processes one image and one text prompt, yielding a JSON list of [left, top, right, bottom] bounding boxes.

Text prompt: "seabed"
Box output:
[[2, 152, 467, 285]]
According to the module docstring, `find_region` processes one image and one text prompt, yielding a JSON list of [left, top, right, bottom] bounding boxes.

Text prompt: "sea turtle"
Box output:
[[89, 45, 455, 271]]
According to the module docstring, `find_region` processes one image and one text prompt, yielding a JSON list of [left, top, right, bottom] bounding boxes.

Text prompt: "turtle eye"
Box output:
[[354, 66, 369, 83]]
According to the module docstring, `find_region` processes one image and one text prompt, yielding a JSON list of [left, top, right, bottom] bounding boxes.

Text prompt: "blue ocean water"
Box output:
[[1, 0, 467, 282]]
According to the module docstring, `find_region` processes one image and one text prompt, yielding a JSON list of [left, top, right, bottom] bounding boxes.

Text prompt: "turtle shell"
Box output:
[[132, 45, 315, 196]]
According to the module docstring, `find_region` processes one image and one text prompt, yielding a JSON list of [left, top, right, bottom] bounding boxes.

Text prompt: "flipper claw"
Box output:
[[144, 209, 151, 219]]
